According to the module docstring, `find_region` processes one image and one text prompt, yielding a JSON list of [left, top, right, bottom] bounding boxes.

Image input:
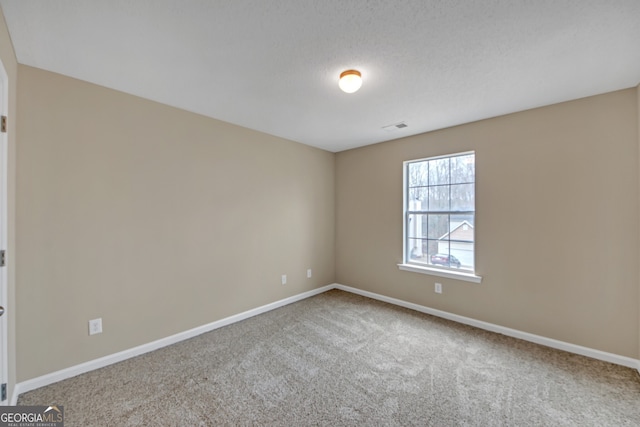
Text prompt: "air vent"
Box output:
[[382, 121, 408, 132]]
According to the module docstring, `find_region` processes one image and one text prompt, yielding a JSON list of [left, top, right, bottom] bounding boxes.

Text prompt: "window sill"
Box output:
[[397, 263, 482, 283]]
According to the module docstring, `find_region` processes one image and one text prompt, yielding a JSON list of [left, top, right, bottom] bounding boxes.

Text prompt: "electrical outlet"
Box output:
[[307, 269, 312, 278], [281, 274, 287, 285], [435, 283, 442, 294], [89, 318, 102, 335]]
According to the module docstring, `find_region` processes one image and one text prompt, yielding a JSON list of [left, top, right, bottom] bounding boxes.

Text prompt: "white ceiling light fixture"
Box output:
[[339, 69, 362, 93]]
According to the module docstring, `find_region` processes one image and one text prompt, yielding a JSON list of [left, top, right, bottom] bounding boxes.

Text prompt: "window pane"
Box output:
[[407, 214, 417, 238], [427, 214, 449, 239], [428, 186, 449, 211], [408, 161, 428, 187], [407, 238, 424, 260], [408, 188, 428, 209], [451, 236, 474, 269], [425, 239, 440, 264], [407, 214, 428, 239], [407, 238, 435, 265], [451, 214, 473, 227], [451, 154, 475, 184], [450, 183, 474, 211], [433, 240, 449, 261], [429, 157, 450, 186], [450, 222, 474, 243]]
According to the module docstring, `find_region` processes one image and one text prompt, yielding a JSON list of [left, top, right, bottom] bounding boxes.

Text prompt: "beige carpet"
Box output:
[[18, 289, 640, 426]]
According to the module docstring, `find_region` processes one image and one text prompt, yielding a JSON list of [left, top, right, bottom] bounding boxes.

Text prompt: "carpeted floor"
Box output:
[[18, 289, 640, 426]]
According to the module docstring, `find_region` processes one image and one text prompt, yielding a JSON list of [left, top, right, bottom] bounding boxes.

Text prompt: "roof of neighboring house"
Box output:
[[439, 221, 474, 242]]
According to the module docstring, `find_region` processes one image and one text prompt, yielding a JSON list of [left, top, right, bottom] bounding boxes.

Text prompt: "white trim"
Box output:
[[11, 284, 335, 404], [0, 57, 8, 406], [398, 263, 482, 283], [12, 282, 640, 404], [334, 284, 640, 370]]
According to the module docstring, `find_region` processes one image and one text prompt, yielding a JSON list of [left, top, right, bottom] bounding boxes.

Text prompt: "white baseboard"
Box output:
[[334, 284, 640, 371], [12, 282, 640, 404], [11, 284, 336, 405]]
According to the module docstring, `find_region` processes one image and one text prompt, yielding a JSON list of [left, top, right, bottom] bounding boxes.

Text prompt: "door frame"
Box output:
[[0, 55, 9, 405]]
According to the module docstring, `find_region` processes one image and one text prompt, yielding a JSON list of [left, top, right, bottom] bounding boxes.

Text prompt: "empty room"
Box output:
[[0, 1, 638, 425]]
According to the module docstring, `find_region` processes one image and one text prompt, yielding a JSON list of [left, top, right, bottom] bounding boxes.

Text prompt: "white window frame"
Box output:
[[398, 151, 482, 283]]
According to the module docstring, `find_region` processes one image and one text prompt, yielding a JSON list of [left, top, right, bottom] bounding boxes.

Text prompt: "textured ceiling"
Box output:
[[1, 1, 639, 152]]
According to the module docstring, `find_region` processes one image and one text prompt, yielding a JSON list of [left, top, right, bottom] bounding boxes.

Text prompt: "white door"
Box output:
[[0, 56, 8, 405]]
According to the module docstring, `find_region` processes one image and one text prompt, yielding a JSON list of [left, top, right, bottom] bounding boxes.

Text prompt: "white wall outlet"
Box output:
[[307, 269, 312, 278], [435, 283, 442, 294], [281, 274, 287, 285], [89, 318, 102, 335]]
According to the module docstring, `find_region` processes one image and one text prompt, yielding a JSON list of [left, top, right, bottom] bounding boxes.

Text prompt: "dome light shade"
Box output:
[[339, 69, 362, 93]]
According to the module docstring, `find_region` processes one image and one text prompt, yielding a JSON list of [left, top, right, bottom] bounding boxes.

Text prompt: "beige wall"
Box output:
[[16, 65, 335, 381], [336, 89, 639, 358], [0, 6, 17, 403]]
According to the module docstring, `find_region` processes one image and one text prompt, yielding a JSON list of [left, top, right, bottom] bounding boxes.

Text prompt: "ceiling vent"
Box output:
[[382, 122, 408, 132]]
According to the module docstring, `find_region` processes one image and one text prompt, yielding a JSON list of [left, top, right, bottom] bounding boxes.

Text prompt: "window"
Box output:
[[402, 152, 477, 279]]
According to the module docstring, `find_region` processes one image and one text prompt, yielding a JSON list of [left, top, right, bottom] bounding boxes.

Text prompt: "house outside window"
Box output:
[[404, 151, 475, 273]]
